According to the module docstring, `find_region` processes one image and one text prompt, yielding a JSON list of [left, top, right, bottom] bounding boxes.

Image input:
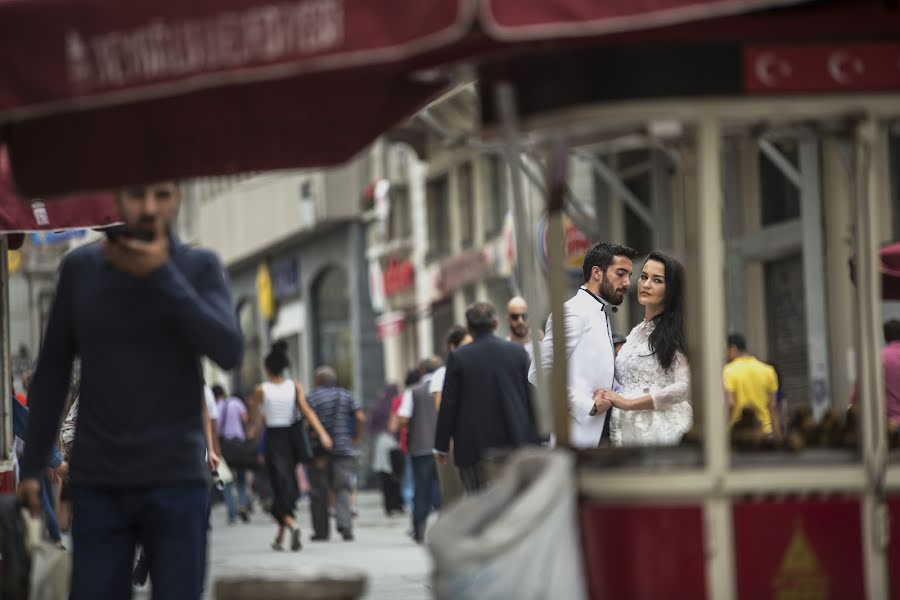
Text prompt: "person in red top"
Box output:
[[882, 319, 900, 428]]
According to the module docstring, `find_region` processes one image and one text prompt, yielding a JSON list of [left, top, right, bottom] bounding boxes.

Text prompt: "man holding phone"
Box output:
[[18, 181, 243, 600]]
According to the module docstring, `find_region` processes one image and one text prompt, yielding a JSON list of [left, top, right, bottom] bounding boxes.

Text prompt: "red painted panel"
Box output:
[[733, 499, 864, 600], [890, 497, 900, 600], [580, 502, 706, 600], [0, 466, 15, 494]]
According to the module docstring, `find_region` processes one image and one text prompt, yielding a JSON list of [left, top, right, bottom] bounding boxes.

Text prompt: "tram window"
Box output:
[[890, 130, 900, 240]]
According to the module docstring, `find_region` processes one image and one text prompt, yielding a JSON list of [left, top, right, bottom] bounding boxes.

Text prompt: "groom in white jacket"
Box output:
[[529, 242, 636, 448]]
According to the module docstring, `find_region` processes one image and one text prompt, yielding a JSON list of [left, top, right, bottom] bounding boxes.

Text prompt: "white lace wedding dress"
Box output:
[[610, 320, 692, 447]]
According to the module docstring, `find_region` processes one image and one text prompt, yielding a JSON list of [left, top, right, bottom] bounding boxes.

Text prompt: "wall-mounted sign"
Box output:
[[256, 262, 274, 322], [383, 258, 415, 297], [438, 249, 491, 294], [270, 257, 300, 300], [536, 213, 592, 280], [375, 311, 405, 340]]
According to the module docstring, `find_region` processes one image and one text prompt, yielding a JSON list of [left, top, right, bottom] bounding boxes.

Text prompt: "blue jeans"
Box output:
[[223, 469, 249, 522], [39, 474, 61, 542], [410, 455, 440, 542], [70, 484, 208, 600], [401, 455, 414, 507]]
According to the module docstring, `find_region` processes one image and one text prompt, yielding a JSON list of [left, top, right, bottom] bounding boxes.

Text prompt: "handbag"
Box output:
[[290, 383, 316, 464], [218, 399, 258, 469]]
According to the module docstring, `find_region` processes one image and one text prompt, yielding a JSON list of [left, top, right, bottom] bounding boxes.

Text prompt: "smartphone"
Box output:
[[103, 224, 155, 243]]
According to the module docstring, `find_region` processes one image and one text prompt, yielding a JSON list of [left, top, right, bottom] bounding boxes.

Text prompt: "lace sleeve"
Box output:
[[650, 353, 690, 410]]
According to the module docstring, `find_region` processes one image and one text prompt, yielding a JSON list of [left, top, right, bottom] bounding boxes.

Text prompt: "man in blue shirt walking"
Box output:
[[305, 366, 365, 542], [17, 181, 243, 600]]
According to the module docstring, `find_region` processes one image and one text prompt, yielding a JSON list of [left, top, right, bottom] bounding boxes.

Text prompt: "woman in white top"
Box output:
[[598, 251, 692, 446], [252, 341, 332, 551]]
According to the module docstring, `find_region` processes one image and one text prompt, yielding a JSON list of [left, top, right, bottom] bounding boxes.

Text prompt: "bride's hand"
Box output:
[[601, 390, 629, 410]]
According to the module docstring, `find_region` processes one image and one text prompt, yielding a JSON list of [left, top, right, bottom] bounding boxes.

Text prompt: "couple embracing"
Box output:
[[529, 242, 691, 448]]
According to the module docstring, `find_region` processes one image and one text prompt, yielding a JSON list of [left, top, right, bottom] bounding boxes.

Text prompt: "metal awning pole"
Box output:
[[853, 117, 889, 600], [494, 81, 559, 441], [0, 235, 11, 463]]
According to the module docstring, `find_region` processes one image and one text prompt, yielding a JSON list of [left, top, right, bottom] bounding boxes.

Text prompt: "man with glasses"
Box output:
[[506, 297, 533, 361]]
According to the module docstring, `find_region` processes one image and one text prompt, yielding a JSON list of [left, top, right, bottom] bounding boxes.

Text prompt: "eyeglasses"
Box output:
[[508, 313, 527, 321]]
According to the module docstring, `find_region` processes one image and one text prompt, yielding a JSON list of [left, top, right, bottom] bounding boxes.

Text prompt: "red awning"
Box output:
[[0, 146, 118, 233], [0, 0, 810, 196]]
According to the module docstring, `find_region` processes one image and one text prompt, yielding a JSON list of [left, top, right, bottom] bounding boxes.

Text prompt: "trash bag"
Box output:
[[0, 494, 31, 600], [426, 449, 587, 600]]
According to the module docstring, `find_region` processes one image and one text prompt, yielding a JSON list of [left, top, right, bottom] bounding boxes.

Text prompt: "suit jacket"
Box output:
[[435, 334, 537, 467], [529, 288, 615, 448]]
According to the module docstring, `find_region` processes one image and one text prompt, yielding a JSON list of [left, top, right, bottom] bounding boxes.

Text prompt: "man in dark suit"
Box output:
[[434, 302, 538, 493]]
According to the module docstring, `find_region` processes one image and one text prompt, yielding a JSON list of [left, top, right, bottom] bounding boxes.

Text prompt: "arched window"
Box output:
[[312, 266, 354, 390]]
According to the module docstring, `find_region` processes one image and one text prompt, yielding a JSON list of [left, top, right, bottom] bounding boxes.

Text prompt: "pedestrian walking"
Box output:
[[253, 342, 332, 551], [306, 366, 366, 541], [505, 296, 534, 361], [397, 357, 442, 543], [216, 389, 252, 524], [17, 180, 243, 600], [724, 333, 781, 435], [430, 326, 471, 506], [435, 303, 538, 493], [370, 384, 405, 516]]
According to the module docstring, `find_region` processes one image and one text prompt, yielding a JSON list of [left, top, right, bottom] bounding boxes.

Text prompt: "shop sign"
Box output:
[[438, 249, 490, 294], [745, 43, 900, 94], [270, 257, 299, 300], [733, 499, 864, 599], [383, 258, 414, 297], [375, 311, 405, 340], [536, 213, 592, 279]]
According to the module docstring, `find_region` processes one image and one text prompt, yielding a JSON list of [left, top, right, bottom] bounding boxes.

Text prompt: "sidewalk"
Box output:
[[138, 490, 432, 599]]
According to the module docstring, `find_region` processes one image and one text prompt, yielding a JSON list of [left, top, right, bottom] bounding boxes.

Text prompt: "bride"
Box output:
[[598, 251, 692, 447]]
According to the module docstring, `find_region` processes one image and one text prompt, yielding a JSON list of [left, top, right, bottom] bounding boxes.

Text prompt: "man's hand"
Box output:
[[435, 452, 448, 465], [207, 450, 221, 474], [600, 390, 629, 410], [51, 461, 69, 483], [16, 478, 41, 517], [103, 223, 169, 278], [320, 432, 334, 451], [590, 389, 612, 415]]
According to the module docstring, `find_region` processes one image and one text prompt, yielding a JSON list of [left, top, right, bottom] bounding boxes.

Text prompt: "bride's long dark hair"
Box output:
[[644, 251, 687, 371]]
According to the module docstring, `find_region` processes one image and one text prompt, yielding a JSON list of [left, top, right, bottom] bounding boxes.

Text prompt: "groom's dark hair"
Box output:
[[582, 242, 637, 283]]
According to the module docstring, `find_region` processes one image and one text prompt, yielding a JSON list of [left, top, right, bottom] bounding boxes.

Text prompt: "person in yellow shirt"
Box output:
[[723, 334, 780, 435]]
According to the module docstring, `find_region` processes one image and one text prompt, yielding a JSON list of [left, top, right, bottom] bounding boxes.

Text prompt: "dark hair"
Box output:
[[419, 356, 442, 375], [445, 325, 468, 350], [466, 302, 497, 337], [644, 251, 687, 371], [885, 319, 900, 343], [582, 242, 637, 283], [405, 368, 422, 387], [727, 333, 747, 352], [264, 340, 290, 376], [211, 384, 226, 399]]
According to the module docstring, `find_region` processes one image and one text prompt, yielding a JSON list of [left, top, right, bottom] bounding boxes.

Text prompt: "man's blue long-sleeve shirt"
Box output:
[[20, 238, 243, 487]]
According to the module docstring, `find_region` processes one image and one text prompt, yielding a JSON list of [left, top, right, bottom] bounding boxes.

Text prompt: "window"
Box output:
[[312, 267, 354, 390], [459, 162, 475, 248], [427, 175, 451, 259], [389, 184, 411, 240], [759, 142, 801, 227], [431, 300, 455, 356], [486, 278, 514, 339], [482, 155, 508, 239]]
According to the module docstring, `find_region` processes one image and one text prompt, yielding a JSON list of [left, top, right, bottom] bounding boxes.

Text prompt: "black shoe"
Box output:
[[290, 528, 302, 551], [338, 528, 354, 541], [238, 509, 250, 523], [310, 534, 329, 542]]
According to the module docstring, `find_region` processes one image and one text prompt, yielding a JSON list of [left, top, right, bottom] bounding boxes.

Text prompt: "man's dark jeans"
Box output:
[[70, 484, 208, 600], [410, 454, 440, 542]]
